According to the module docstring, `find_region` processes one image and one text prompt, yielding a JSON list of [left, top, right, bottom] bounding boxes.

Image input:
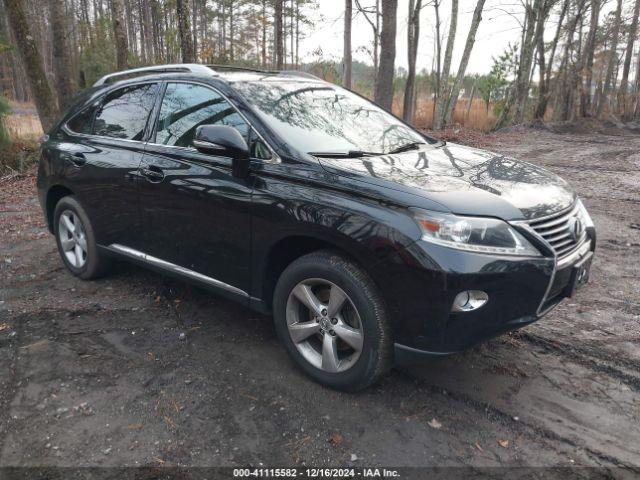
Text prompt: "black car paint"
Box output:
[[37, 70, 595, 358]]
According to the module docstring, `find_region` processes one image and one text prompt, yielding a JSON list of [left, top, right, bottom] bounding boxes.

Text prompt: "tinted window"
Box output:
[[155, 83, 249, 148], [93, 83, 158, 140], [67, 105, 96, 134], [249, 130, 272, 160]]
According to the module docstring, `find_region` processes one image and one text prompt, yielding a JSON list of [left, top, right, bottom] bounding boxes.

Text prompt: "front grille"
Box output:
[[526, 203, 586, 258]]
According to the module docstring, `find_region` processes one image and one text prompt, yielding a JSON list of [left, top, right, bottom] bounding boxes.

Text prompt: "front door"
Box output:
[[138, 82, 254, 295]]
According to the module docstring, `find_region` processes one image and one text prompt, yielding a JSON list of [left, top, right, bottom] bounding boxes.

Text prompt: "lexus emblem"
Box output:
[[567, 216, 583, 241]]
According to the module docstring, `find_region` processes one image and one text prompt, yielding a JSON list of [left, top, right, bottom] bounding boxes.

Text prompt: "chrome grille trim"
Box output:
[[523, 202, 586, 259], [528, 203, 579, 231]]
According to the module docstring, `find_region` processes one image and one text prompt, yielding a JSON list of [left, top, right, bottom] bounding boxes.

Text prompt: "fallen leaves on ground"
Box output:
[[328, 433, 344, 445], [427, 418, 442, 429], [498, 439, 510, 448]]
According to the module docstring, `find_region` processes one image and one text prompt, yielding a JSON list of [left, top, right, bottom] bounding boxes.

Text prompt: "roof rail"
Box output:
[[93, 64, 216, 87], [207, 64, 275, 74], [278, 70, 322, 80]]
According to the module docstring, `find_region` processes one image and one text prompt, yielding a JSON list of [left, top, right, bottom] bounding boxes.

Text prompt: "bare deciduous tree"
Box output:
[[442, 0, 486, 128], [619, 0, 640, 118], [596, 0, 623, 116], [48, 0, 76, 110], [176, 0, 195, 63], [513, 0, 543, 125], [533, 0, 558, 120], [374, 0, 397, 112], [275, 0, 284, 69], [343, 0, 352, 89], [3, 0, 59, 131], [403, 0, 422, 122], [433, 0, 457, 129], [110, 0, 128, 69], [355, 0, 381, 87]]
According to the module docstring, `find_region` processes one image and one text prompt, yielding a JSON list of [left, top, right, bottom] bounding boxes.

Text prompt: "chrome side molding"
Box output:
[[192, 139, 225, 151], [108, 244, 248, 297]]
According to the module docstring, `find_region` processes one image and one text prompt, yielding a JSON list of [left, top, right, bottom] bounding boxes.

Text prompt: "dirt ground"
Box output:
[[0, 127, 639, 475]]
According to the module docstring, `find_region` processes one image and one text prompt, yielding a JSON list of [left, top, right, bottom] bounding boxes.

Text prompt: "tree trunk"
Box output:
[[433, 1, 441, 107], [374, 0, 380, 83], [596, 0, 622, 116], [110, 0, 128, 69], [274, 0, 284, 69], [229, 0, 235, 63], [513, 0, 542, 124], [290, 0, 295, 66], [4, 0, 59, 131], [618, 0, 640, 118], [262, 0, 267, 67], [124, 0, 137, 58], [374, 0, 397, 112], [442, 0, 486, 127], [433, 0, 457, 129], [343, 0, 352, 88], [176, 0, 194, 63], [403, 0, 422, 122], [562, 0, 589, 121], [48, 0, 76, 110], [192, 0, 198, 61], [579, 0, 600, 117], [354, 0, 380, 88], [533, 0, 555, 120], [465, 82, 476, 120]]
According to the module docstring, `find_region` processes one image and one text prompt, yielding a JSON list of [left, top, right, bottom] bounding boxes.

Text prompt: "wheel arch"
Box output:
[[258, 231, 383, 311], [45, 184, 74, 233]]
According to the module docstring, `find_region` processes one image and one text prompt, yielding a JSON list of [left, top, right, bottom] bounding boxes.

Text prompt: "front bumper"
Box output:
[[369, 233, 595, 361]]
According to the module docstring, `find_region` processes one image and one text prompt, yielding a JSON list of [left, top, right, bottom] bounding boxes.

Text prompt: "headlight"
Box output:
[[576, 199, 594, 229], [411, 209, 541, 256]]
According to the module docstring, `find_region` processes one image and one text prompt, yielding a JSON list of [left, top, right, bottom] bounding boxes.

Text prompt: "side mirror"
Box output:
[[193, 125, 251, 178]]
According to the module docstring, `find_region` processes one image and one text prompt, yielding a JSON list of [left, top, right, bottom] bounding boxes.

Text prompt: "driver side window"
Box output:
[[155, 83, 249, 149]]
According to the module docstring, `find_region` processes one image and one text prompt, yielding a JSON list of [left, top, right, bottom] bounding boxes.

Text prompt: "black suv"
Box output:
[[37, 64, 596, 390]]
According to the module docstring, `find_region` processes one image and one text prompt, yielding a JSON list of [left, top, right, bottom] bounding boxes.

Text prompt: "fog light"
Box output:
[[452, 290, 488, 312]]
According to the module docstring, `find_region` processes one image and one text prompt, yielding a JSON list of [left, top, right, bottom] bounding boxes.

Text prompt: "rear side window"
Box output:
[[93, 83, 158, 140], [155, 83, 249, 148], [66, 105, 96, 134]]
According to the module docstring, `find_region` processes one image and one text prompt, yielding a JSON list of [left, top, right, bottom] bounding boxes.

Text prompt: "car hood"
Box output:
[[316, 142, 576, 220]]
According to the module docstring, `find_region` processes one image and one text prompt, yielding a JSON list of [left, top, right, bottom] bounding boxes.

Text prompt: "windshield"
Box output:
[[232, 80, 430, 155]]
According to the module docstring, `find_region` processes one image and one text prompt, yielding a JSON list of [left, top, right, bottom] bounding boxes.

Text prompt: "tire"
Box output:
[[273, 250, 393, 391], [53, 195, 110, 280]]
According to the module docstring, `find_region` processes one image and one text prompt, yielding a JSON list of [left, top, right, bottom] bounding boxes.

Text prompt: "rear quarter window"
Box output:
[[93, 83, 158, 140], [66, 105, 96, 134]]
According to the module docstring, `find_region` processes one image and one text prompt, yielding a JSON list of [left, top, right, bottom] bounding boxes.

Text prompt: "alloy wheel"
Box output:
[[58, 210, 88, 268], [285, 278, 364, 373]]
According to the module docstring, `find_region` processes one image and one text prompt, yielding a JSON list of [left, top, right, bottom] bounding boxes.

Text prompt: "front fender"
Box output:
[[250, 161, 426, 306]]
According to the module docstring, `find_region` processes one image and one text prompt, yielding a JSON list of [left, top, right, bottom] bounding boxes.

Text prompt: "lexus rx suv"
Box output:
[[37, 64, 596, 391]]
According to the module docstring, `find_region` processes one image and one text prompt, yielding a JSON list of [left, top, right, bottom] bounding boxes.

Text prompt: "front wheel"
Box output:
[[273, 250, 393, 391]]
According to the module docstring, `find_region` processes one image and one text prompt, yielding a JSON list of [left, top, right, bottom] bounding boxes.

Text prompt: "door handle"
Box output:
[[63, 152, 86, 166], [141, 165, 165, 182]]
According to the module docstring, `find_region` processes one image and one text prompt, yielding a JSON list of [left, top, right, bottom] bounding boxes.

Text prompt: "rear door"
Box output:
[[138, 82, 255, 295], [60, 82, 159, 249]]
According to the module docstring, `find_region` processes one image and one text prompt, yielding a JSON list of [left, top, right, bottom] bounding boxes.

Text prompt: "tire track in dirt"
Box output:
[[395, 368, 635, 471], [0, 320, 22, 463], [512, 332, 640, 391]]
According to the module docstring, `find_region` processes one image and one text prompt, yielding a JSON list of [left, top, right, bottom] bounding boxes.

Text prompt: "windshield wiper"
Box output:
[[388, 141, 428, 154], [309, 150, 384, 158]]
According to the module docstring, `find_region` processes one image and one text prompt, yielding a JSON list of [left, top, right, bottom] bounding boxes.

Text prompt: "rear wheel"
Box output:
[[273, 250, 392, 391], [53, 196, 110, 280]]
